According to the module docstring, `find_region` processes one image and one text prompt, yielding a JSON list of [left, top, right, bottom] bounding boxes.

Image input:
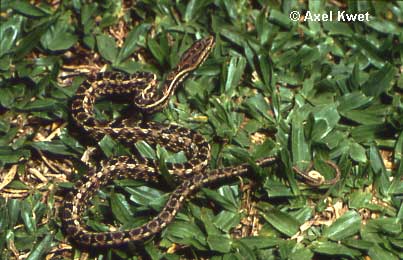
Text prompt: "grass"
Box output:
[[0, 0, 402, 259]]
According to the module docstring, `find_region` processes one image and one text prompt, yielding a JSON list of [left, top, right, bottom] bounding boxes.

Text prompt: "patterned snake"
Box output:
[[62, 35, 340, 248]]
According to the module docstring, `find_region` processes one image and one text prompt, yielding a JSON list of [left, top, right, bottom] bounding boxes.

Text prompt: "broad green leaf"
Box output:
[[201, 188, 238, 212], [0, 23, 19, 57], [349, 191, 372, 209], [126, 186, 164, 207], [337, 92, 373, 112], [117, 23, 150, 62], [135, 141, 156, 159], [362, 63, 395, 97], [239, 237, 281, 249], [261, 209, 300, 237], [225, 56, 246, 95], [323, 210, 361, 240], [98, 135, 130, 157], [292, 117, 311, 168], [26, 233, 53, 260], [213, 211, 241, 232], [14, 20, 53, 59], [96, 34, 118, 63], [269, 9, 292, 29], [147, 37, 166, 65], [19, 99, 58, 111], [110, 193, 134, 225], [164, 221, 207, 249], [11, 1, 47, 17], [322, 21, 353, 36], [40, 19, 77, 51], [311, 241, 361, 257], [21, 200, 36, 234], [349, 143, 367, 163], [207, 234, 232, 253], [30, 140, 76, 156], [368, 245, 399, 260], [289, 246, 314, 260], [352, 35, 384, 67]]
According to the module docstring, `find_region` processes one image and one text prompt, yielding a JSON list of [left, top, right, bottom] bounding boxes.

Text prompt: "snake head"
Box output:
[[177, 35, 215, 71], [137, 36, 215, 113]]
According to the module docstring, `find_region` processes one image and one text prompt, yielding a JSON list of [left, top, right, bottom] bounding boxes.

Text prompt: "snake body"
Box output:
[[62, 36, 337, 248]]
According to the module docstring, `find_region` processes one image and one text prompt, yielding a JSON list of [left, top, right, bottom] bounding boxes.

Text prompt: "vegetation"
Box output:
[[0, 0, 402, 259]]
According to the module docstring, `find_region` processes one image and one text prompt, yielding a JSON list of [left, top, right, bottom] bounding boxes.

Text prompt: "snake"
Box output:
[[62, 35, 340, 248]]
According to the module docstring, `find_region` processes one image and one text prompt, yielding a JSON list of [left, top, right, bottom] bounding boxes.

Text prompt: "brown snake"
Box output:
[[62, 35, 340, 248]]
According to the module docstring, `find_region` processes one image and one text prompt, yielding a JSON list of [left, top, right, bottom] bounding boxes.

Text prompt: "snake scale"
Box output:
[[62, 35, 340, 248]]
